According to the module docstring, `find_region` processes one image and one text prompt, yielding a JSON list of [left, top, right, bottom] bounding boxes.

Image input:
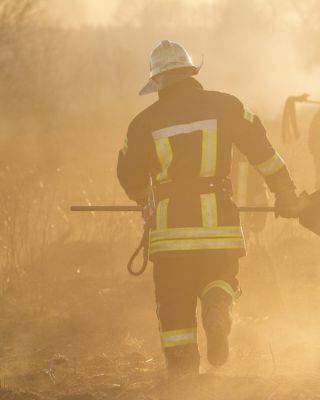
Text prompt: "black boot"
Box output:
[[202, 288, 233, 367], [164, 344, 200, 379]]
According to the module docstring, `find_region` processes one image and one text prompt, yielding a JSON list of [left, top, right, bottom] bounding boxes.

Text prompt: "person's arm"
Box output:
[[309, 111, 320, 154], [230, 96, 299, 217], [117, 117, 152, 205]]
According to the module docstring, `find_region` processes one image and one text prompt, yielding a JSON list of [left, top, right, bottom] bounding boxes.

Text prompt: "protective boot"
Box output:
[[201, 283, 234, 367], [164, 344, 200, 379]]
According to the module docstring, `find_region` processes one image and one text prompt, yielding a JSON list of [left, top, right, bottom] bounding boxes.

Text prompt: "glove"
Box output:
[[274, 189, 301, 218], [142, 201, 154, 224]]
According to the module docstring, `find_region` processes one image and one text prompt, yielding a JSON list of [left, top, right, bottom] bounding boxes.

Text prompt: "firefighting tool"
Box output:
[[71, 190, 320, 276], [282, 93, 320, 143]]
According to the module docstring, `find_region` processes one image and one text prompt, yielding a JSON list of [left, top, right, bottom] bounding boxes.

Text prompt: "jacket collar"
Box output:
[[158, 77, 203, 100]]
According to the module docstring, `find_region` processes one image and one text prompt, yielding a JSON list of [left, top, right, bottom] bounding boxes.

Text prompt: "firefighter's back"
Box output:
[[132, 78, 245, 260]]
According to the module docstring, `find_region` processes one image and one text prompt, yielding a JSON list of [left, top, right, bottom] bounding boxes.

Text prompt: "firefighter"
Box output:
[[117, 40, 300, 377], [309, 109, 320, 189], [231, 148, 269, 242]]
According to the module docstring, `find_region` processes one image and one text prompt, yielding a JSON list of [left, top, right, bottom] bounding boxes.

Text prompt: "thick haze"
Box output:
[[46, 0, 320, 118], [0, 3, 319, 397], [48, 0, 213, 26]]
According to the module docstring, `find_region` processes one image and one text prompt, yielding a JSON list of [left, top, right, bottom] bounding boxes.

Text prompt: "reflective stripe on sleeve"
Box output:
[[201, 193, 217, 227], [121, 136, 128, 155], [156, 198, 169, 230], [160, 328, 197, 348], [200, 127, 217, 177], [155, 137, 173, 183], [243, 109, 255, 123], [201, 280, 241, 302], [254, 152, 285, 177]]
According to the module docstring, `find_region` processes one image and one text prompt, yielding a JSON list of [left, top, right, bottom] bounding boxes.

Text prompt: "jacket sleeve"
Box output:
[[117, 116, 152, 204], [309, 111, 320, 155], [229, 96, 295, 194]]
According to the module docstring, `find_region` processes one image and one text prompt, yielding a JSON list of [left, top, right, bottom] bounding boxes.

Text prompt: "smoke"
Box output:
[[46, 0, 121, 26], [0, 2, 319, 393], [45, 0, 320, 119]]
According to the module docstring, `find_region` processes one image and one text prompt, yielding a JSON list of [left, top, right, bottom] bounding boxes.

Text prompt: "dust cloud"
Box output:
[[0, 0, 319, 399]]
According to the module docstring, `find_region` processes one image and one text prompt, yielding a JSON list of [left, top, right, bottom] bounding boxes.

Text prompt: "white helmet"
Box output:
[[139, 40, 202, 95]]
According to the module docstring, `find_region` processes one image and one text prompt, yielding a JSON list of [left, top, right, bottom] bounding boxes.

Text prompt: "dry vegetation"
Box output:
[[0, 0, 319, 399]]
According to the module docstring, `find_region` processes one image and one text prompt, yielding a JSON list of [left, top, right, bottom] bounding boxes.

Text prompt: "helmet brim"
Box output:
[[139, 79, 160, 96], [139, 65, 201, 96]]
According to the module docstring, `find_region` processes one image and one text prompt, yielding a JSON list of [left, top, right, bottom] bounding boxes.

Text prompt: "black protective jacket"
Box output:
[[117, 78, 293, 260]]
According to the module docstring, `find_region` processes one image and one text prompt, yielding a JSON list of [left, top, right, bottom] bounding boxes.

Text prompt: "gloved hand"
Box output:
[[142, 202, 154, 223], [274, 189, 301, 218]]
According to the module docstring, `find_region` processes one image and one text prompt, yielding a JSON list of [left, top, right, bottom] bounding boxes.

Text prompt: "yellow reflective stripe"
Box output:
[[155, 137, 173, 183], [121, 136, 128, 155], [127, 185, 151, 202], [160, 328, 197, 348], [149, 238, 245, 254], [201, 193, 217, 227], [150, 226, 243, 241], [201, 280, 241, 302], [236, 161, 249, 206], [243, 109, 255, 123], [200, 128, 217, 177], [254, 152, 285, 177], [156, 198, 169, 230]]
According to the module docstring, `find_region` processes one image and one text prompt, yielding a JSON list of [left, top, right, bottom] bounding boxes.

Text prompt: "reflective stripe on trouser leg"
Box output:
[[201, 193, 217, 227], [200, 127, 217, 177], [201, 280, 241, 317], [154, 137, 173, 183], [156, 198, 169, 230], [201, 280, 241, 304], [160, 328, 197, 348]]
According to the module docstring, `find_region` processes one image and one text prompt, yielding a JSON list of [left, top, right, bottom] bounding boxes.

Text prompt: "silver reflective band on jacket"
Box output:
[[150, 117, 245, 256], [152, 119, 217, 184]]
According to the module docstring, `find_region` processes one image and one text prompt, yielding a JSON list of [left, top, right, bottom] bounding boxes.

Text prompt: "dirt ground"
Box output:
[[1, 232, 320, 400]]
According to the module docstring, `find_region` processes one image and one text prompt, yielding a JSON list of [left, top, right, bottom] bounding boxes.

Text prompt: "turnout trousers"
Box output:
[[153, 253, 239, 376]]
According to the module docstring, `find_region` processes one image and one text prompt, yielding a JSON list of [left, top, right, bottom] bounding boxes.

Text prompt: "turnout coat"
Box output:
[[117, 78, 292, 260]]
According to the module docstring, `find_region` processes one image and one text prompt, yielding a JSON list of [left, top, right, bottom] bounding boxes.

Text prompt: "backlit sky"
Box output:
[[45, 0, 320, 119], [48, 0, 215, 26]]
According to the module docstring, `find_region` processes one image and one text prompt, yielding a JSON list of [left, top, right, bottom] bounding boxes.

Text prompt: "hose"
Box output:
[[127, 220, 150, 277]]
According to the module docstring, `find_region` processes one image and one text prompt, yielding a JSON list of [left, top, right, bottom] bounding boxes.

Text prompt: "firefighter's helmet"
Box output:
[[139, 40, 202, 95]]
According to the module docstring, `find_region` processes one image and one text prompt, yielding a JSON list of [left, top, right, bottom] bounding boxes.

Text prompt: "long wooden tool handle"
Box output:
[[70, 205, 275, 213], [306, 100, 320, 105], [239, 206, 274, 212], [70, 205, 143, 212]]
